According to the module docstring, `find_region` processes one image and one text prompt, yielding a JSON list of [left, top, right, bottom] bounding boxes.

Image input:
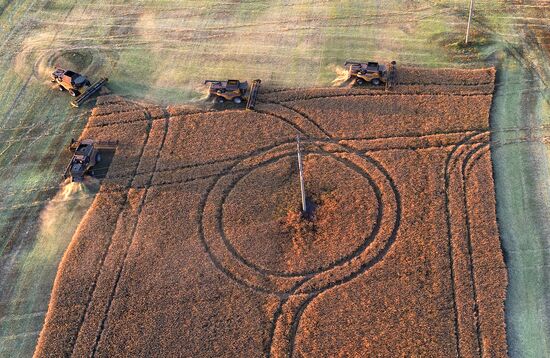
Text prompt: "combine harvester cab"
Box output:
[[345, 60, 397, 90], [51, 67, 108, 108], [204, 79, 261, 110], [51, 68, 91, 96]]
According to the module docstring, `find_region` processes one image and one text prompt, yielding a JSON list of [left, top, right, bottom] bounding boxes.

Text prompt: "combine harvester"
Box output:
[[51, 67, 108, 108], [64, 139, 116, 182], [344, 60, 397, 90], [204, 79, 261, 110]]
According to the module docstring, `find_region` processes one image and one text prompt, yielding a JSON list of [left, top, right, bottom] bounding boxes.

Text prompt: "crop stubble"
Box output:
[[35, 68, 507, 357]]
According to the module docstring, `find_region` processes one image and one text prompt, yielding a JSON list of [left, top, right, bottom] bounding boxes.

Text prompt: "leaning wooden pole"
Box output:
[[296, 135, 307, 213], [465, 0, 475, 44]]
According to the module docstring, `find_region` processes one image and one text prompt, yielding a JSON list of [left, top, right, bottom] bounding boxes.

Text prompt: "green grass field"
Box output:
[[0, 1, 548, 356]]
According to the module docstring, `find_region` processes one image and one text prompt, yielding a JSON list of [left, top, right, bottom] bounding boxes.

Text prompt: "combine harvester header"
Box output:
[[246, 79, 261, 110], [71, 78, 108, 108]]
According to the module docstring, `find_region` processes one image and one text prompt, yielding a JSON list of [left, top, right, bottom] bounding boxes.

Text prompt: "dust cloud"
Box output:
[[189, 83, 212, 102], [329, 64, 351, 86], [38, 178, 99, 242]]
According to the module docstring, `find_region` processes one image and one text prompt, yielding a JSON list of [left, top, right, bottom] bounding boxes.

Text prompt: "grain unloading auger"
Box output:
[[51, 67, 108, 108], [344, 60, 397, 90], [204, 79, 261, 110]]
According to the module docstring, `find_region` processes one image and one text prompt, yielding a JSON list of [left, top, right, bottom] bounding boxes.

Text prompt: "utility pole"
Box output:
[[465, 0, 475, 44], [296, 135, 307, 213]]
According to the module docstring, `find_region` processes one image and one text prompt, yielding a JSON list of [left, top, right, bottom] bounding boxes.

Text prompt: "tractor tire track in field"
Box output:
[[254, 109, 310, 136], [459, 142, 490, 357], [260, 106, 402, 357], [0, 133, 539, 213], [259, 78, 495, 98], [444, 132, 491, 357], [282, 91, 494, 101], [444, 132, 483, 358], [0, 127, 509, 204], [195, 138, 400, 356], [52, 82, 496, 356], [68, 105, 154, 357], [447, 138, 491, 358], [89, 108, 170, 356], [260, 90, 494, 105], [0, 134, 482, 214], [261, 81, 494, 97], [465, 145, 491, 178], [130, 126, 489, 177], [271, 102, 332, 138], [459, 142, 492, 358], [183, 100, 402, 357]]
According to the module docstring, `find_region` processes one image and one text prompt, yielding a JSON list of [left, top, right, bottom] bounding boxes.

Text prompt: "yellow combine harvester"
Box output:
[[51, 67, 108, 107], [204, 79, 261, 110], [345, 60, 397, 90]]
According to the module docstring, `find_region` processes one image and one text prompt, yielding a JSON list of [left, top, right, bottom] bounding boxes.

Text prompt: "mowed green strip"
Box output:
[[492, 56, 550, 357], [0, 1, 548, 357]]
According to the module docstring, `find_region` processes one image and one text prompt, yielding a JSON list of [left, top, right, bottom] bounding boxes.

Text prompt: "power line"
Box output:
[[465, 0, 475, 44], [296, 135, 307, 213]]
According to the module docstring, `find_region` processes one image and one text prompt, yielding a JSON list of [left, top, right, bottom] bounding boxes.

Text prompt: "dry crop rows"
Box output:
[[35, 67, 507, 357]]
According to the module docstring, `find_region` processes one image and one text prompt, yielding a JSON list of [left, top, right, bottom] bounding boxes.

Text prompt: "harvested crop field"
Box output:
[[35, 68, 508, 357]]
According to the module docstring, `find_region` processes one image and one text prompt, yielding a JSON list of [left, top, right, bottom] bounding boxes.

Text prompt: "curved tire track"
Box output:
[[444, 131, 490, 358]]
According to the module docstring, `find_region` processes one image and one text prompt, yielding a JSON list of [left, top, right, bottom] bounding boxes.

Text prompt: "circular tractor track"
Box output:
[[198, 140, 400, 296]]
